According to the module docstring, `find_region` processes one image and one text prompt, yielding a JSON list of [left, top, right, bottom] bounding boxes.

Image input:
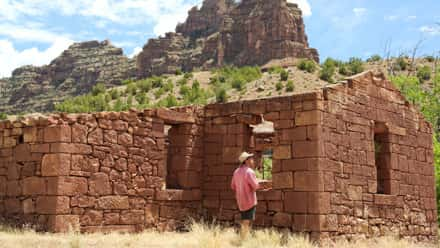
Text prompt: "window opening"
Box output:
[[374, 122, 391, 195]]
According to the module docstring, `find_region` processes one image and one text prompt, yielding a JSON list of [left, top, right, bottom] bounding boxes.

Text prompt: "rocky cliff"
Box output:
[[0, 41, 136, 114], [137, 0, 319, 78]]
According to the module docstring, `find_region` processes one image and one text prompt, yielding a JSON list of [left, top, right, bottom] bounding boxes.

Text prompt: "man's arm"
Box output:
[[247, 170, 259, 191]]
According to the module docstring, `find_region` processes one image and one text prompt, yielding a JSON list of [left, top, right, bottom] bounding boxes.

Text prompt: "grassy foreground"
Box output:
[[0, 222, 437, 248]]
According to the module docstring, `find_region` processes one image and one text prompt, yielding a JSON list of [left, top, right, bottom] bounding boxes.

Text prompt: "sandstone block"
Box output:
[[157, 108, 195, 124], [48, 177, 88, 196], [44, 125, 71, 143], [272, 172, 293, 189], [272, 212, 292, 227], [22, 177, 46, 195], [48, 215, 80, 233], [36, 196, 70, 214], [120, 210, 145, 224], [88, 128, 103, 145], [294, 172, 324, 191], [285, 192, 307, 213], [72, 124, 88, 143], [97, 196, 129, 209], [89, 173, 112, 196], [295, 111, 321, 126], [307, 192, 330, 214], [81, 210, 103, 226], [42, 154, 71, 176], [273, 145, 291, 159]]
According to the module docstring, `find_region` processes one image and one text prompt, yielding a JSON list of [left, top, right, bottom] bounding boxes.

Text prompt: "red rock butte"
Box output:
[[136, 0, 319, 78], [0, 71, 437, 242]]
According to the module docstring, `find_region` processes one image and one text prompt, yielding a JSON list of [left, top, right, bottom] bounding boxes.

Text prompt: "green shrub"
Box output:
[[216, 88, 228, 103], [125, 83, 137, 95], [137, 80, 152, 92], [280, 70, 289, 81], [135, 93, 149, 105], [164, 81, 174, 92], [395, 57, 408, 71], [0, 113, 7, 120], [177, 78, 188, 86], [109, 89, 120, 100], [151, 76, 164, 88], [268, 66, 284, 74], [164, 94, 178, 107], [417, 66, 432, 82], [179, 85, 191, 96], [184, 72, 194, 80], [55, 94, 110, 113], [320, 58, 337, 83], [276, 82, 283, 91], [286, 80, 294, 92], [297, 59, 316, 73], [127, 95, 133, 108], [338, 64, 350, 76], [425, 56, 435, 63], [154, 88, 165, 99], [104, 94, 111, 103], [175, 68, 183, 75], [122, 79, 134, 85], [92, 83, 106, 96], [231, 78, 245, 90], [367, 54, 382, 62], [347, 57, 364, 75]]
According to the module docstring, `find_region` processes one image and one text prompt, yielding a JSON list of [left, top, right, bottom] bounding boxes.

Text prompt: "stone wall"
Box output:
[[202, 94, 326, 234], [0, 72, 437, 242], [318, 72, 437, 242], [0, 107, 204, 232]]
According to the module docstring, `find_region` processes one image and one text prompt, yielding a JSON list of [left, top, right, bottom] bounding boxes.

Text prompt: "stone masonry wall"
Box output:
[[320, 71, 437, 242], [0, 71, 437, 242], [0, 107, 204, 232], [202, 93, 326, 236]]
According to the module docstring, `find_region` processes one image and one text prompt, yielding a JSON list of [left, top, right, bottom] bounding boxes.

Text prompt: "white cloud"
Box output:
[[353, 8, 367, 17], [287, 0, 312, 17], [129, 46, 142, 58], [0, 38, 74, 78], [0, 23, 71, 43], [420, 26, 440, 36], [407, 15, 417, 20]]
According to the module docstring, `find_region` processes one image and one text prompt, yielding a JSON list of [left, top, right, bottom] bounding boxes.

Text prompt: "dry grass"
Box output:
[[0, 222, 436, 248]]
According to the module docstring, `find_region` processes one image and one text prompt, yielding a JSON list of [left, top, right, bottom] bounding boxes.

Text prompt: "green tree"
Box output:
[[320, 58, 337, 83], [0, 113, 7, 120], [347, 57, 364, 75]]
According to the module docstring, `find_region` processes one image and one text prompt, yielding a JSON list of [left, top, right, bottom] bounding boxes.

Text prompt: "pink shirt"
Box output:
[[231, 166, 259, 211]]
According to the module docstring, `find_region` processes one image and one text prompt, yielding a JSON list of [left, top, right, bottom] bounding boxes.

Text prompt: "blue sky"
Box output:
[[0, 0, 439, 78]]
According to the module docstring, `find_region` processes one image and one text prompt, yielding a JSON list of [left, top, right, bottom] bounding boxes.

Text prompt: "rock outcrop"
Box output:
[[0, 41, 136, 114], [137, 0, 319, 78]]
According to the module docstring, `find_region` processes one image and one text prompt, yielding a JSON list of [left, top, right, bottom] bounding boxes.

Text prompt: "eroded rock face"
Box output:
[[137, 0, 319, 78], [0, 40, 136, 114]]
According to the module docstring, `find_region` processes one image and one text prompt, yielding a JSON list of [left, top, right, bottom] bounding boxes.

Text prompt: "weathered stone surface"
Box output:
[[97, 196, 129, 209], [137, 0, 318, 77], [48, 215, 80, 233], [0, 40, 136, 114], [89, 173, 112, 196], [41, 154, 71, 176]]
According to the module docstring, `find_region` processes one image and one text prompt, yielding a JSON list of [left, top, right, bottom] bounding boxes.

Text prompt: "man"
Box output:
[[231, 152, 260, 239]]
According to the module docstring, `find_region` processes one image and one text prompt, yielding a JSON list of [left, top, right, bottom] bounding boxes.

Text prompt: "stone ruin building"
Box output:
[[0, 71, 437, 242]]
